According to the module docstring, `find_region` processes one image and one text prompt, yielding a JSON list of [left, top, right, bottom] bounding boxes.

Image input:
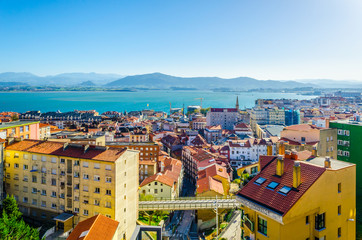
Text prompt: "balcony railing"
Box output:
[[244, 215, 254, 232]]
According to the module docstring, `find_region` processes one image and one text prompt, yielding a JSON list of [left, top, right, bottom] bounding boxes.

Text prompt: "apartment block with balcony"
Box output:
[[4, 139, 139, 239], [237, 155, 356, 240]]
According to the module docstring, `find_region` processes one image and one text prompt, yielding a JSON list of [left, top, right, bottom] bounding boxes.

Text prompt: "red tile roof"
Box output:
[[6, 140, 126, 162], [67, 214, 119, 240], [237, 157, 326, 216], [197, 176, 224, 195]]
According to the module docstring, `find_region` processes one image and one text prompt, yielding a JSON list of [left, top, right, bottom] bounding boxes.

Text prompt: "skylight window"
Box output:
[[278, 186, 292, 195], [267, 181, 279, 190], [79, 230, 89, 238], [254, 177, 266, 185]]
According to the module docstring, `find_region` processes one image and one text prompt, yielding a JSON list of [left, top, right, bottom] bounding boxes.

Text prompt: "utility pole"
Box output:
[[213, 195, 219, 237]]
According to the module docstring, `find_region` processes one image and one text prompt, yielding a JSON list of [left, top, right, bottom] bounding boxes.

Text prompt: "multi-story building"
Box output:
[[191, 118, 207, 131], [279, 124, 337, 159], [228, 138, 278, 168], [285, 109, 300, 126], [0, 121, 39, 140], [0, 138, 4, 205], [268, 107, 285, 125], [107, 141, 159, 182], [329, 120, 362, 223], [39, 123, 51, 140], [4, 139, 139, 238], [250, 107, 285, 131], [129, 132, 149, 142], [139, 158, 183, 200], [204, 125, 222, 144], [237, 155, 356, 240], [206, 108, 241, 130]]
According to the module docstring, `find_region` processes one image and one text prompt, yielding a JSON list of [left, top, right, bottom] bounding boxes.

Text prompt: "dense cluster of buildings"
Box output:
[[0, 91, 361, 239]]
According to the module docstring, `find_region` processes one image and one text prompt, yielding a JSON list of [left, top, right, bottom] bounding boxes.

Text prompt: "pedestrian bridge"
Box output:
[[138, 196, 241, 211]]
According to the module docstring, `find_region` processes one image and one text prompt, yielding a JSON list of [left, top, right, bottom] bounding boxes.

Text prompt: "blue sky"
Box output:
[[1, 0, 362, 80]]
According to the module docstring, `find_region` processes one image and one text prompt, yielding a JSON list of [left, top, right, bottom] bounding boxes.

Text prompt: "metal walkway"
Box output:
[[139, 196, 241, 211]]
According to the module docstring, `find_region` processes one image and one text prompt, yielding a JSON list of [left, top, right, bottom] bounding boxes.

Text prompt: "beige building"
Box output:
[[4, 139, 139, 239], [280, 124, 337, 159]]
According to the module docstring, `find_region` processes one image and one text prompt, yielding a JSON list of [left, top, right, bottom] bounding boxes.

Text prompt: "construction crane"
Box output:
[[195, 98, 203, 109]]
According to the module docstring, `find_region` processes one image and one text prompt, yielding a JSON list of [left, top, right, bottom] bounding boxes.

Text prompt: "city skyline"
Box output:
[[1, 0, 362, 80]]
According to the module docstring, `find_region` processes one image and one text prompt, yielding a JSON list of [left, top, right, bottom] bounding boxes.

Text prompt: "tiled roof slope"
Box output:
[[6, 140, 126, 162], [67, 214, 119, 240], [237, 157, 326, 216]]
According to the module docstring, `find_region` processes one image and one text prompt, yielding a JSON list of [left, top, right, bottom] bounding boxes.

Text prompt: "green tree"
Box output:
[[11, 115, 19, 121], [0, 195, 40, 240]]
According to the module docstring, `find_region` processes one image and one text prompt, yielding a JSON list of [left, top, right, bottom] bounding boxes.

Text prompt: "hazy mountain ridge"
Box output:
[[0, 72, 124, 86], [106, 72, 316, 90], [0, 72, 361, 89]]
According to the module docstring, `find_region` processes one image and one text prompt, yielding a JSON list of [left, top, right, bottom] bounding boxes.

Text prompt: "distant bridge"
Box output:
[[138, 196, 241, 211]]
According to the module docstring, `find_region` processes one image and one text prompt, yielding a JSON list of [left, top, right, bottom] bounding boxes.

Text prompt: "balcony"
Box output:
[[243, 215, 254, 232]]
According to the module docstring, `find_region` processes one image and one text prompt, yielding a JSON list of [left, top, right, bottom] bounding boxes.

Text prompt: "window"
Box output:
[[83, 186, 89, 192], [326, 137, 329, 142], [338, 205, 341, 215], [74, 196, 79, 201], [74, 184, 80, 190], [345, 130, 350, 136], [41, 167, 46, 173], [83, 174, 89, 179], [41, 177, 46, 184], [51, 179, 56, 186], [106, 190, 111, 195], [94, 175, 100, 181], [74, 160, 79, 166], [23, 186, 28, 192], [254, 177, 266, 185], [51, 191, 57, 197], [23, 154, 28, 159], [23, 197, 28, 203], [306, 216, 309, 225], [94, 199, 100, 206], [338, 227, 341, 237], [155, 182, 158, 186], [32, 188, 37, 193], [23, 164, 28, 170], [14, 163, 19, 168], [32, 155, 37, 160], [32, 175, 37, 183], [20, 126, 24, 133], [74, 208, 79, 213], [267, 181, 279, 190], [338, 129, 343, 135], [41, 156, 46, 162], [83, 209, 89, 216], [315, 213, 325, 230], [25, 125, 29, 131], [95, 187, 100, 193], [258, 217, 267, 235], [51, 157, 57, 163], [279, 186, 292, 195], [32, 199, 37, 205], [60, 158, 65, 164], [74, 172, 79, 178], [83, 162, 89, 167], [105, 202, 111, 208], [106, 177, 112, 183], [154, 189, 158, 194], [41, 201, 46, 207], [105, 165, 111, 170], [338, 183, 341, 193], [94, 163, 100, 169], [60, 193, 65, 198], [51, 203, 57, 209], [41, 190, 46, 196], [330, 136, 333, 141], [51, 169, 57, 175]]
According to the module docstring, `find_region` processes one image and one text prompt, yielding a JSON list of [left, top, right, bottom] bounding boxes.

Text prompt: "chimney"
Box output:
[[63, 142, 69, 151], [293, 161, 301, 188], [285, 150, 291, 159], [84, 144, 90, 154], [291, 150, 298, 160], [279, 141, 285, 155], [276, 155, 284, 177], [324, 156, 331, 168], [267, 144, 273, 155], [312, 146, 317, 157]]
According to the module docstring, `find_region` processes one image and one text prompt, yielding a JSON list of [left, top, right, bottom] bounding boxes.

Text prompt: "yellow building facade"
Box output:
[[4, 139, 139, 239], [238, 156, 356, 240]]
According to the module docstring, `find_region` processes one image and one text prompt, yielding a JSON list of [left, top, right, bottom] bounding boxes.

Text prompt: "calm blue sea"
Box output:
[[0, 91, 316, 113]]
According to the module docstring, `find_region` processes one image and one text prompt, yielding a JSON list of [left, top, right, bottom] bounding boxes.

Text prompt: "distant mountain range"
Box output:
[[0, 72, 123, 86], [0, 72, 361, 90]]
